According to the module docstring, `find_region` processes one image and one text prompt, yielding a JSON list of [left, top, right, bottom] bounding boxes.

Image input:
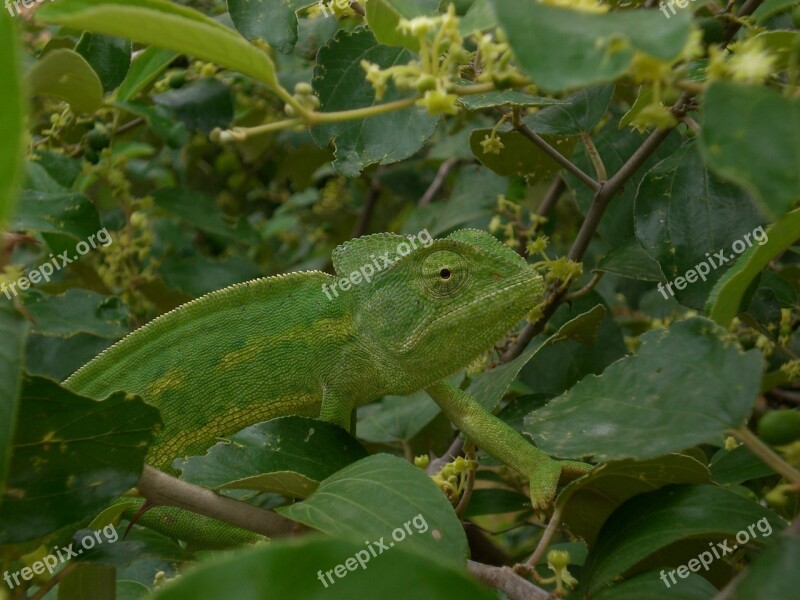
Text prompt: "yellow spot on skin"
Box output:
[[215, 340, 265, 372], [147, 369, 186, 397]]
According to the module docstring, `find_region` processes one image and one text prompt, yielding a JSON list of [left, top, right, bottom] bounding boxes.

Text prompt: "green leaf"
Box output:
[[152, 79, 234, 133], [469, 304, 607, 411], [277, 454, 469, 567], [729, 535, 800, 599], [12, 190, 103, 243], [311, 28, 438, 176], [592, 569, 720, 600], [700, 82, 800, 218], [160, 255, 263, 297], [149, 536, 496, 600], [596, 238, 665, 282], [152, 187, 235, 238], [462, 488, 531, 517], [556, 454, 711, 545], [526, 85, 614, 135], [116, 101, 188, 148], [635, 142, 764, 309], [37, 0, 280, 90], [469, 128, 577, 179], [115, 46, 177, 102], [228, 0, 314, 55], [459, 0, 496, 34], [568, 118, 682, 249], [357, 390, 442, 444], [0, 376, 161, 543], [75, 33, 132, 92], [458, 88, 563, 110], [365, 0, 439, 51], [518, 294, 627, 396], [492, 0, 692, 92], [58, 564, 116, 600], [176, 416, 368, 498], [23, 290, 129, 339], [709, 445, 775, 484], [706, 208, 800, 327], [0, 13, 25, 227], [525, 317, 763, 461], [25, 49, 104, 114], [582, 484, 784, 594], [0, 303, 28, 494]]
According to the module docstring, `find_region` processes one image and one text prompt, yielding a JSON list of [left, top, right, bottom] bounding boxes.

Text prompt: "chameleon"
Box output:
[[65, 229, 589, 542]]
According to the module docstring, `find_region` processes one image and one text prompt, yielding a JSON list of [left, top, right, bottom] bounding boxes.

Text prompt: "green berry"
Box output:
[[168, 71, 186, 89], [415, 74, 437, 93], [758, 410, 800, 445], [86, 127, 110, 151]]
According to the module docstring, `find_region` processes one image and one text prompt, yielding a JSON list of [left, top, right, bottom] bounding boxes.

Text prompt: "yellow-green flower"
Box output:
[[417, 89, 459, 116]]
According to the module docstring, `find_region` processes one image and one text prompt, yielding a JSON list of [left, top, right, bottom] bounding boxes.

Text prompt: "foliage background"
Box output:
[[0, 0, 799, 598]]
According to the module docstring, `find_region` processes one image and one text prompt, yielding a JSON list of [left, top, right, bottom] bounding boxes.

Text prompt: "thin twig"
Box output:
[[349, 0, 365, 16], [137, 466, 298, 537], [515, 121, 601, 192], [729, 427, 800, 486], [455, 445, 477, 518], [535, 176, 566, 219], [521, 504, 564, 574], [427, 436, 465, 475], [563, 272, 604, 302], [419, 158, 461, 206], [580, 132, 607, 182], [350, 174, 382, 238]]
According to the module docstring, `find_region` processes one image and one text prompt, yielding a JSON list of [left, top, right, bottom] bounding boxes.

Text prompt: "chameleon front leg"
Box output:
[[319, 388, 356, 432], [425, 380, 590, 509]]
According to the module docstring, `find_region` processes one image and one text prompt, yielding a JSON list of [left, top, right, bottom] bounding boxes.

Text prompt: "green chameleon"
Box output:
[[65, 229, 588, 542]]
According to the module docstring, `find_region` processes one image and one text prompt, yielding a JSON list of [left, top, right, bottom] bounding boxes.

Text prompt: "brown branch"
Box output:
[[419, 158, 461, 206], [137, 466, 297, 538], [349, 0, 366, 16], [536, 176, 566, 219], [580, 132, 607, 182], [515, 121, 601, 192], [468, 560, 551, 600]]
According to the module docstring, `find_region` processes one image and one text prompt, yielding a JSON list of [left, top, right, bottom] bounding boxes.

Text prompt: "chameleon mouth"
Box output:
[[401, 273, 537, 352]]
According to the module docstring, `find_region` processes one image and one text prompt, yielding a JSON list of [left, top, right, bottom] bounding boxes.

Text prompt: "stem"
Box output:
[[580, 132, 607, 182], [514, 120, 601, 193], [419, 157, 462, 206], [467, 561, 551, 600], [351, 174, 382, 238], [563, 271, 604, 301], [137, 466, 298, 537], [729, 427, 800, 486], [523, 504, 563, 572], [310, 97, 418, 124], [535, 176, 566, 219], [276, 85, 314, 121], [349, 0, 365, 16]]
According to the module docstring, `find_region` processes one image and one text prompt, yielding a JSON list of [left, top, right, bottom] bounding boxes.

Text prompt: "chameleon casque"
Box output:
[[65, 229, 588, 542]]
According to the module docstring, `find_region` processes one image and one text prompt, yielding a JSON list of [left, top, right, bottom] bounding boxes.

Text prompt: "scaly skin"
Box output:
[[65, 229, 586, 542]]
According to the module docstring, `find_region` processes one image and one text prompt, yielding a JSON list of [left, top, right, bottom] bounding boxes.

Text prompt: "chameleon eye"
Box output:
[[421, 251, 468, 297]]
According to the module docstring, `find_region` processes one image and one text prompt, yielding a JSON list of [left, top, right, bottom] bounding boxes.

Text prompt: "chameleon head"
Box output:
[[354, 229, 544, 385]]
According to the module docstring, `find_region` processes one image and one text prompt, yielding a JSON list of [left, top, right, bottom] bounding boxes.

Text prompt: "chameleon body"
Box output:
[[65, 229, 586, 541]]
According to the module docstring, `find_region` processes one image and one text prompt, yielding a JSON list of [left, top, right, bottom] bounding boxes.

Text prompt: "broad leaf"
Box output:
[[278, 454, 469, 567], [115, 47, 177, 102], [469, 128, 577, 180], [0, 377, 161, 543], [525, 317, 763, 461], [177, 416, 368, 498], [635, 142, 764, 309], [582, 484, 784, 594], [23, 290, 129, 340], [228, 0, 314, 55], [729, 535, 800, 599], [150, 536, 495, 600], [592, 569, 720, 600], [700, 82, 800, 218], [26, 49, 104, 114], [0, 12, 25, 227], [527, 85, 614, 135], [12, 190, 103, 244], [492, 0, 692, 92], [357, 390, 442, 444], [312, 28, 438, 176], [0, 303, 27, 493], [706, 207, 800, 327], [38, 0, 280, 90], [365, 0, 439, 51], [75, 33, 132, 92]]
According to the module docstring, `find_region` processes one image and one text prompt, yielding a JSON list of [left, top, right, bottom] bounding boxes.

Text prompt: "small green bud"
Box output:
[[416, 74, 438, 92]]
